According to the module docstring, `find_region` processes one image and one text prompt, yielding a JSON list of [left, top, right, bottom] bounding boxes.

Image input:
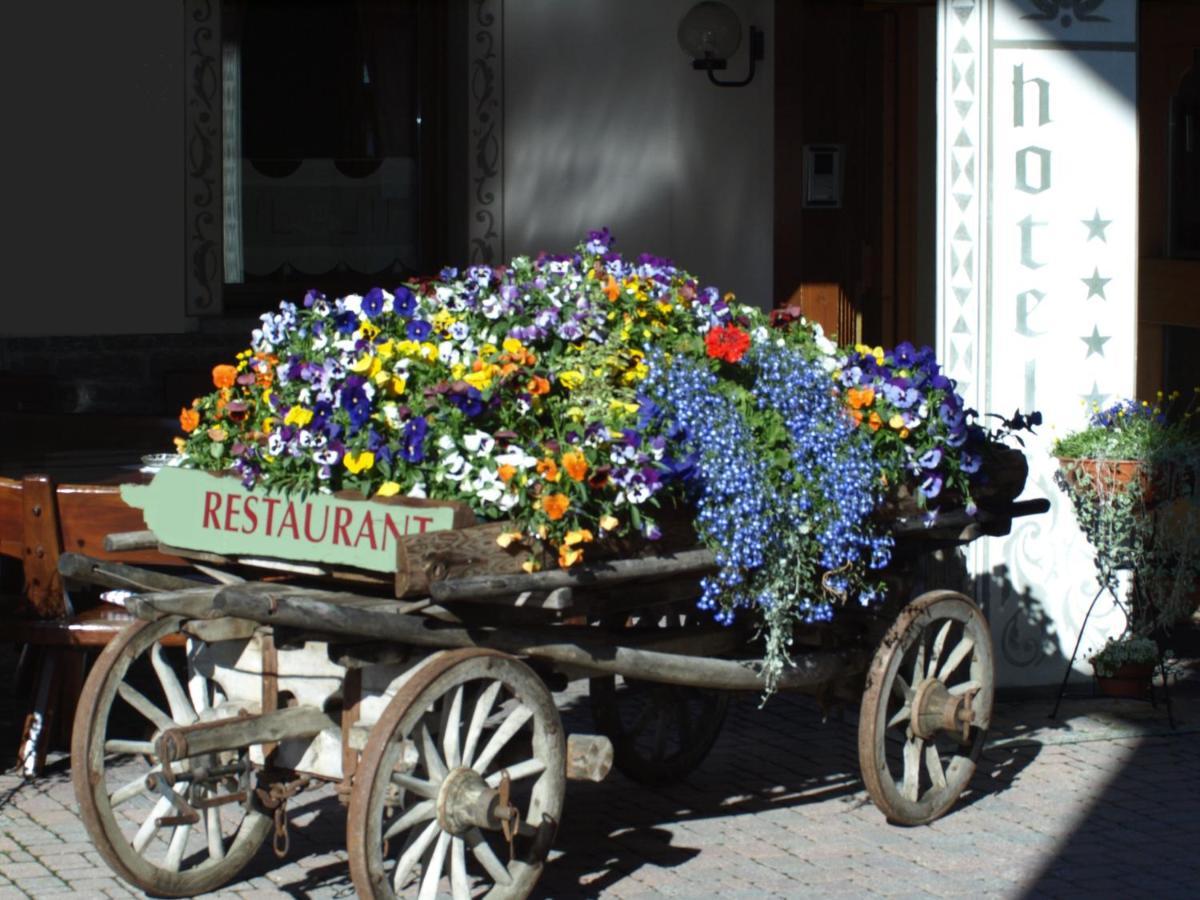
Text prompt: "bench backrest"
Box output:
[[0, 475, 184, 618]]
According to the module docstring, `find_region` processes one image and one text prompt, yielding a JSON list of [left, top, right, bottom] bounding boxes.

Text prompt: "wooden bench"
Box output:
[[0, 474, 187, 775]]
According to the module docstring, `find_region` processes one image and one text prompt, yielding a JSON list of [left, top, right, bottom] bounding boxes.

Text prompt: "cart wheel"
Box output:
[[72, 616, 272, 896], [858, 590, 994, 826], [588, 608, 729, 785], [348, 649, 565, 899]]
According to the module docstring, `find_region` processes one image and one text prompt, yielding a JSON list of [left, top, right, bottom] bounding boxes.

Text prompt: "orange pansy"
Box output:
[[179, 407, 200, 433], [541, 493, 569, 521], [527, 376, 551, 396], [536, 458, 560, 482], [498, 464, 517, 483], [561, 451, 588, 482], [212, 364, 238, 389]]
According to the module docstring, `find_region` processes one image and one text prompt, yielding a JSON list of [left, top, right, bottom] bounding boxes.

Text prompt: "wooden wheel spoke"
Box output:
[[912, 639, 926, 687], [675, 700, 694, 746], [891, 673, 910, 703], [472, 705, 533, 775], [485, 758, 546, 787], [205, 806, 225, 862], [466, 827, 512, 886], [948, 679, 982, 696], [393, 820, 440, 893], [418, 831, 450, 900], [887, 706, 911, 729], [110, 771, 156, 808], [652, 709, 670, 760], [462, 681, 501, 768], [450, 835, 470, 900], [384, 799, 436, 841], [150, 644, 198, 725], [901, 737, 923, 802], [623, 698, 657, 738], [938, 637, 975, 682], [924, 743, 947, 791], [419, 723, 448, 782], [116, 682, 175, 734], [928, 621, 953, 679], [164, 823, 191, 873], [132, 795, 173, 854], [390, 772, 440, 800], [104, 739, 156, 757], [442, 685, 464, 769]]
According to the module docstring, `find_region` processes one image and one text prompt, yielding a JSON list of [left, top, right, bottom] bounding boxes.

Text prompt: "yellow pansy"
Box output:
[[375, 482, 401, 497], [376, 340, 395, 360], [464, 369, 494, 391], [599, 514, 619, 531], [495, 531, 524, 549], [388, 375, 407, 395], [889, 414, 905, 430], [343, 451, 375, 474], [558, 370, 585, 391], [284, 405, 313, 427], [502, 337, 525, 355]]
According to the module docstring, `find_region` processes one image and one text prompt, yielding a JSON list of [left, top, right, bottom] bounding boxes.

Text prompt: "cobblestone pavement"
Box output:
[[1, 642, 1198, 899]]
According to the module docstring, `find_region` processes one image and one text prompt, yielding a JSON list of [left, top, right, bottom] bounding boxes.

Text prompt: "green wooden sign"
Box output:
[[121, 468, 470, 573]]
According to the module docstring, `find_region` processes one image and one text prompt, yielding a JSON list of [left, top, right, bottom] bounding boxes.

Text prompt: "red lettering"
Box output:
[[202, 491, 222, 529], [224, 495, 242, 532], [242, 496, 259, 534], [279, 501, 300, 539], [353, 511, 378, 550], [413, 515, 434, 534], [264, 497, 281, 534], [382, 513, 402, 551], [304, 504, 330, 543], [332, 507, 353, 545]]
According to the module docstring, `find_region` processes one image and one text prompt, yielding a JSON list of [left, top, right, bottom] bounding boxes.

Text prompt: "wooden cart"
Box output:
[[61, 476, 1047, 898]]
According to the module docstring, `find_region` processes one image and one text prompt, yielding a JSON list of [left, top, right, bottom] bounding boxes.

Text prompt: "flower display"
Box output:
[[177, 231, 1004, 691]]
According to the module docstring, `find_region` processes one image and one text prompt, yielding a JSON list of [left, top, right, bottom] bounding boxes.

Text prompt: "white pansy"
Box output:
[[407, 482, 427, 499], [342, 294, 363, 314], [462, 431, 495, 456], [437, 433, 456, 451], [495, 449, 537, 469]]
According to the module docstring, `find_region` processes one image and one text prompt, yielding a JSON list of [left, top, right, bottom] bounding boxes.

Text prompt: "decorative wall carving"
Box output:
[[184, 0, 223, 315], [467, 0, 503, 265]]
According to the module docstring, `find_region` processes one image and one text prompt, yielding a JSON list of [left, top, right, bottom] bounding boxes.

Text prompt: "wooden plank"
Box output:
[[0, 477, 22, 560], [56, 483, 182, 567], [395, 504, 699, 598], [57, 552, 205, 593], [21, 475, 64, 617], [429, 549, 717, 603]]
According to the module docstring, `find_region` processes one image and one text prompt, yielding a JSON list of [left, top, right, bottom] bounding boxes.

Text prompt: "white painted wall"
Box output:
[[3, 0, 189, 336], [502, 0, 775, 308], [939, 0, 1140, 686]]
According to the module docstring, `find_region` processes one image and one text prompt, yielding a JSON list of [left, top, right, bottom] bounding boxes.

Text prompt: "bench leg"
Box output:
[[19, 650, 56, 777]]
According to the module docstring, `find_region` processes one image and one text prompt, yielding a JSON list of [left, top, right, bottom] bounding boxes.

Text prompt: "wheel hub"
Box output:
[[910, 677, 976, 742], [436, 767, 512, 836]]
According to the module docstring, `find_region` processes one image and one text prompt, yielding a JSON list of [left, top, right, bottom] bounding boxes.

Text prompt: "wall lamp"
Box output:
[[677, 1, 765, 88]]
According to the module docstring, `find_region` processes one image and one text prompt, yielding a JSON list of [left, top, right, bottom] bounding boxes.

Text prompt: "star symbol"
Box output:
[[1081, 381, 1108, 410], [1081, 325, 1110, 358], [1081, 209, 1111, 242], [1082, 267, 1111, 300]]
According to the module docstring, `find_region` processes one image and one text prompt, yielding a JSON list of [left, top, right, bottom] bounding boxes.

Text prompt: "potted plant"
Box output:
[[1054, 392, 1200, 645], [1087, 634, 1160, 699]]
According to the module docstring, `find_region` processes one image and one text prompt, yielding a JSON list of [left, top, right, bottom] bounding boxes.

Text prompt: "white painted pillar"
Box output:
[[938, 0, 1139, 686]]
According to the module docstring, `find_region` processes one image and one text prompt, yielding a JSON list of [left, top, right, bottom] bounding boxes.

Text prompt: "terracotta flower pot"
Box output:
[[1057, 457, 1167, 507], [1093, 662, 1156, 699]]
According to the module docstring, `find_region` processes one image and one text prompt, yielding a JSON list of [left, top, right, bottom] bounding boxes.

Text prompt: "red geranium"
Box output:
[[705, 324, 751, 363]]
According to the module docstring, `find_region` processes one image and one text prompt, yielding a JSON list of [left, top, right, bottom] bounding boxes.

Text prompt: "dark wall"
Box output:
[[3, 0, 187, 337]]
